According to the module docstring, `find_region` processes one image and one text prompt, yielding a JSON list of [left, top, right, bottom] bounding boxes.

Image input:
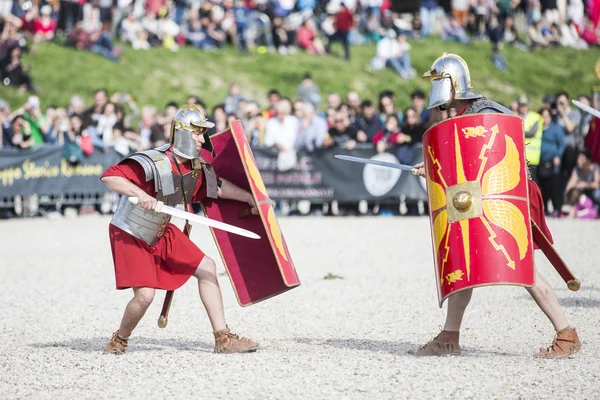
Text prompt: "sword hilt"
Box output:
[[128, 196, 164, 211]]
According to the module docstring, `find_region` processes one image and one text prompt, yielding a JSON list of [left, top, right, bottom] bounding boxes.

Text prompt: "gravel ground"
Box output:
[[1, 215, 599, 399]]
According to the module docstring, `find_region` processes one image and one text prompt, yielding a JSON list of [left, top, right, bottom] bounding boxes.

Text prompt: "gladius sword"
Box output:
[[128, 197, 260, 239], [334, 155, 420, 174], [572, 100, 600, 119]]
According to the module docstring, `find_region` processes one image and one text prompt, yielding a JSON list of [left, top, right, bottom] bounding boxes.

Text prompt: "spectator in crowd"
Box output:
[[264, 100, 299, 171], [137, 105, 163, 149], [295, 101, 327, 152], [346, 91, 361, 122], [420, 0, 440, 37], [120, 11, 150, 50], [373, 113, 405, 154], [271, 15, 295, 55], [555, 91, 582, 193], [325, 109, 357, 150], [452, 0, 469, 27], [581, 15, 598, 46], [441, 13, 469, 44], [296, 72, 322, 108], [378, 91, 403, 126], [528, 17, 550, 48], [352, 99, 381, 143], [565, 187, 598, 219], [33, 5, 56, 43], [325, 2, 354, 61], [398, 106, 426, 161], [411, 90, 430, 127], [297, 17, 326, 55], [373, 30, 415, 79], [223, 82, 246, 115], [209, 103, 228, 134], [242, 101, 266, 148], [565, 149, 600, 207], [517, 94, 543, 181], [6, 114, 33, 149], [538, 107, 566, 216], [2, 44, 34, 92]]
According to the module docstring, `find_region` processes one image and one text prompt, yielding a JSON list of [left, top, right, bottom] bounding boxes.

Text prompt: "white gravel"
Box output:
[[1, 215, 599, 399]]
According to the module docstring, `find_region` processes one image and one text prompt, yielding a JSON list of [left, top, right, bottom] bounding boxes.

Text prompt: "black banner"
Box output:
[[253, 145, 428, 202], [0, 145, 428, 202], [0, 145, 123, 197]]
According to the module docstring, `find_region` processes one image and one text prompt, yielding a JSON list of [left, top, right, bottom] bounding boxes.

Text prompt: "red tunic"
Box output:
[[102, 148, 210, 290], [455, 100, 553, 249]]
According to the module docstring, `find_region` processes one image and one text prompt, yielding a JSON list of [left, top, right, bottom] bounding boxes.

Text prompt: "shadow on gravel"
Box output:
[[462, 348, 523, 357], [294, 338, 525, 358], [519, 295, 600, 308], [294, 337, 417, 356], [30, 337, 213, 352]]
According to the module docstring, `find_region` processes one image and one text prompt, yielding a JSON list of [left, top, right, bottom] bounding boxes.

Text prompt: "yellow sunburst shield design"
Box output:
[[244, 145, 268, 196], [483, 200, 529, 260], [482, 136, 521, 195], [267, 207, 288, 261]]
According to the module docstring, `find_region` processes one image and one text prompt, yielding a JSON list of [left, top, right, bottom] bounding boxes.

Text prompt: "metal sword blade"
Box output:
[[572, 100, 600, 119], [157, 203, 261, 240], [334, 155, 416, 171]]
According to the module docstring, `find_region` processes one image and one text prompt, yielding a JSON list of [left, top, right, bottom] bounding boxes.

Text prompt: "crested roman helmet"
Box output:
[[422, 53, 482, 110], [170, 104, 216, 159]]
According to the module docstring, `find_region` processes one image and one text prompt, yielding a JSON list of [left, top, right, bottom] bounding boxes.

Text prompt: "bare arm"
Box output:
[[101, 176, 157, 210], [218, 178, 258, 215], [565, 169, 578, 192], [524, 119, 541, 138], [558, 108, 576, 133], [592, 168, 600, 190]]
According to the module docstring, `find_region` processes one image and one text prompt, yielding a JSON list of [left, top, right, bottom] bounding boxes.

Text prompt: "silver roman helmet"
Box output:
[[170, 104, 216, 159], [422, 53, 482, 110]]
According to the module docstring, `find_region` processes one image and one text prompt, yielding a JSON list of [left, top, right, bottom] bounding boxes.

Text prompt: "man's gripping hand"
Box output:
[[138, 192, 158, 211], [412, 162, 425, 177]]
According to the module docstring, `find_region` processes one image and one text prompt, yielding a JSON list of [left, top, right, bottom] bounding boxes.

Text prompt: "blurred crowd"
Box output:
[[0, 0, 599, 90], [2, 74, 599, 219], [1, 0, 599, 218]]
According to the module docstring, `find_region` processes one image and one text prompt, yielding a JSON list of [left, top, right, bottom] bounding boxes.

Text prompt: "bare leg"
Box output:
[[527, 270, 582, 358], [194, 256, 259, 353], [413, 288, 472, 356], [526, 271, 569, 331], [118, 287, 156, 338], [443, 289, 473, 331], [194, 256, 227, 332]]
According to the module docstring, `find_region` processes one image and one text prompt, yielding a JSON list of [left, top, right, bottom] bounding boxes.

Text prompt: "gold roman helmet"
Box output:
[[170, 104, 216, 159], [422, 53, 482, 110]]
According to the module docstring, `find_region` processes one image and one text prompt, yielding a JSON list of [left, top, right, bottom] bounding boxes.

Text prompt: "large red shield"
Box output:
[[422, 114, 535, 307], [200, 121, 300, 306]]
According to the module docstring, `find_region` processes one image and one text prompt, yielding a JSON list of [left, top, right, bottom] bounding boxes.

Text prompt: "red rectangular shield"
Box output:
[[200, 121, 300, 306], [422, 113, 535, 307]]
